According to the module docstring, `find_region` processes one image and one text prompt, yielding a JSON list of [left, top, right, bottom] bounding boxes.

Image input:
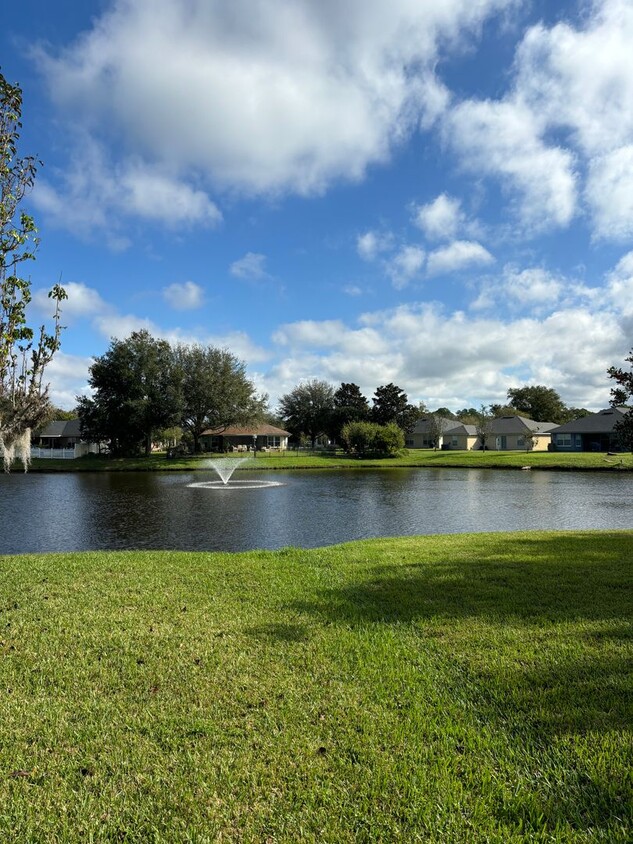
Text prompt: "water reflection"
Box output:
[[1, 468, 631, 554]]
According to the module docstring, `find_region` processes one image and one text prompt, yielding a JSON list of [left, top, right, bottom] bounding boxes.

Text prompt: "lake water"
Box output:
[[1, 467, 632, 554]]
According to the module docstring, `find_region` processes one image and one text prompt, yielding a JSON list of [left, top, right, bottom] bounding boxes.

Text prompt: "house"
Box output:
[[408, 414, 555, 451], [31, 419, 101, 458], [550, 407, 629, 452], [408, 416, 477, 450], [483, 416, 557, 452], [200, 424, 291, 452], [35, 418, 83, 449]]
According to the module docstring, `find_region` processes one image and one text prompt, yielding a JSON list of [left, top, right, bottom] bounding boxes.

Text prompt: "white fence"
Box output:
[[30, 443, 100, 460], [30, 447, 77, 460]]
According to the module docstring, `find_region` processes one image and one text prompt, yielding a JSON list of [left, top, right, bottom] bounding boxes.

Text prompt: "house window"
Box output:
[[556, 433, 573, 447], [517, 436, 525, 447], [451, 438, 458, 447], [405, 439, 414, 447], [266, 436, 281, 448]]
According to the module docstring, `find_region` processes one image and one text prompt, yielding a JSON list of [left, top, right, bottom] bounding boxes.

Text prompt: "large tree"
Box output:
[[507, 385, 568, 423], [0, 73, 65, 470], [371, 383, 420, 432], [329, 382, 370, 442], [78, 331, 181, 456], [607, 349, 633, 451], [278, 379, 335, 447], [176, 344, 267, 452]]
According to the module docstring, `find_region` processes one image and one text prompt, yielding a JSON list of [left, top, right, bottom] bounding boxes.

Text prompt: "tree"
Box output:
[[78, 331, 181, 456], [371, 383, 420, 432], [340, 420, 404, 456], [176, 344, 267, 452], [373, 422, 405, 455], [475, 405, 494, 451], [340, 420, 375, 456], [278, 379, 335, 447], [425, 412, 446, 450], [607, 349, 633, 451], [507, 385, 568, 423], [0, 72, 66, 470], [455, 407, 480, 424], [329, 382, 370, 442], [489, 403, 518, 418]]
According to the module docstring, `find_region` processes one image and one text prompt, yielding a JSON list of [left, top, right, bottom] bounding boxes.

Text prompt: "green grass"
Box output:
[[1, 531, 631, 842], [27, 448, 633, 473]]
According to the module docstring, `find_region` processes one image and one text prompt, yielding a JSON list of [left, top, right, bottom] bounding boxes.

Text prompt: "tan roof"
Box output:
[[202, 424, 291, 437]]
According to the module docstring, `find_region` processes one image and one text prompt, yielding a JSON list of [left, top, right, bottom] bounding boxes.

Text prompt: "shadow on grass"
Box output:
[[291, 533, 632, 736], [294, 533, 632, 625], [286, 533, 633, 833]]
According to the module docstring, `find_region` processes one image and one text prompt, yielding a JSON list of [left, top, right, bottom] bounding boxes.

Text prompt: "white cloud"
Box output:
[[32, 137, 221, 242], [34, 0, 516, 199], [44, 351, 94, 409], [586, 146, 633, 242], [343, 285, 363, 297], [502, 268, 559, 305], [515, 0, 633, 158], [33, 281, 109, 321], [426, 240, 494, 276], [162, 281, 205, 310], [273, 320, 387, 356], [230, 252, 270, 281], [357, 230, 393, 261], [93, 313, 159, 341], [444, 0, 633, 239], [385, 245, 425, 289], [413, 193, 462, 240], [446, 99, 577, 230]]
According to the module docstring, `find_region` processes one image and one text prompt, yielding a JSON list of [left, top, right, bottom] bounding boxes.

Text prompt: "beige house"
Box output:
[[409, 414, 555, 451], [200, 424, 291, 452]]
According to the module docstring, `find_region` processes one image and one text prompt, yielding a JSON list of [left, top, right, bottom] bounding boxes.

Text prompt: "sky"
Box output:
[[3, 0, 633, 413]]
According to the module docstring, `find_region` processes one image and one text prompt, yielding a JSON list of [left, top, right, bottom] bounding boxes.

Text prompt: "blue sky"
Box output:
[[3, 0, 633, 412]]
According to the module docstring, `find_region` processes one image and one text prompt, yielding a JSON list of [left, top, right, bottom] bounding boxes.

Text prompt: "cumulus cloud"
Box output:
[[357, 230, 393, 261], [385, 245, 425, 289], [413, 193, 463, 240], [586, 146, 633, 242], [45, 351, 94, 409], [263, 292, 626, 412], [34, 0, 516, 203], [446, 99, 577, 230], [162, 281, 205, 310], [32, 137, 221, 243], [444, 0, 633, 239], [230, 252, 270, 281], [426, 240, 494, 276], [33, 281, 110, 321]]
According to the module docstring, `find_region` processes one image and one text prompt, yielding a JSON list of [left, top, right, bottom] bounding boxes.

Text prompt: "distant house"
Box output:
[[32, 419, 101, 459], [200, 424, 291, 452], [408, 416, 477, 450], [408, 414, 555, 451], [484, 416, 556, 452], [550, 407, 629, 452]]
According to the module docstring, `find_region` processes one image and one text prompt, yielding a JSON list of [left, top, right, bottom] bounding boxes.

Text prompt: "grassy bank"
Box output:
[[1, 531, 631, 842], [27, 448, 633, 473]]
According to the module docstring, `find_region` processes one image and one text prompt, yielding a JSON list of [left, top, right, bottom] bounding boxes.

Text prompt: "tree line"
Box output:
[[77, 331, 267, 456]]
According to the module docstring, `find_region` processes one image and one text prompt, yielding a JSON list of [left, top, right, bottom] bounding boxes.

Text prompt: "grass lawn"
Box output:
[[1, 531, 631, 842], [27, 448, 633, 473]]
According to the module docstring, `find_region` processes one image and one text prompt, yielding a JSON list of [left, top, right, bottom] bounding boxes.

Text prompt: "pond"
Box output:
[[1, 467, 632, 555]]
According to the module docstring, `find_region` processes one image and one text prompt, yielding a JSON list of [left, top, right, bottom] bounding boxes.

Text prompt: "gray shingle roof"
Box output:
[[487, 416, 556, 434], [551, 407, 629, 434], [39, 419, 82, 438]]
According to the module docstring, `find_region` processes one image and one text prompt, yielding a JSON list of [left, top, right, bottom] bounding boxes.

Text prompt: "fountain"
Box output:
[[188, 456, 283, 490]]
